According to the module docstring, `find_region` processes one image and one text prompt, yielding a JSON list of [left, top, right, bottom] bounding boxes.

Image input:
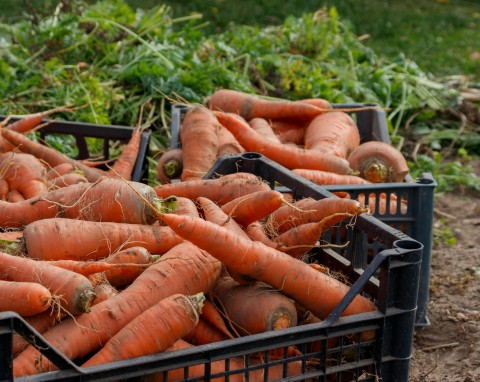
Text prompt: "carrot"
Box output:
[[156, 148, 183, 184], [356, 192, 408, 215], [292, 168, 371, 185], [216, 124, 245, 157], [248, 117, 282, 144], [42, 258, 150, 280], [207, 89, 329, 122], [0, 279, 52, 316], [159, 213, 377, 321], [6, 189, 25, 202], [211, 273, 298, 336], [0, 251, 95, 315], [12, 309, 66, 356], [214, 111, 353, 175], [107, 126, 143, 181], [172, 196, 200, 218], [0, 152, 48, 199], [154, 172, 271, 205], [92, 283, 118, 305], [220, 189, 287, 228], [0, 178, 9, 199], [197, 196, 249, 239], [266, 196, 369, 235], [3, 105, 80, 133], [347, 141, 409, 183], [274, 212, 355, 258], [82, 293, 204, 367], [303, 111, 360, 158], [0, 126, 106, 182], [183, 317, 232, 345], [45, 162, 77, 180], [145, 339, 306, 382], [13, 242, 222, 376], [0, 177, 163, 229], [200, 299, 235, 339], [299, 97, 333, 109], [245, 221, 279, 249], [48, 172, 89, 189], [180, 105, 220, 181], [17, 217, 183, 261], [88, 246, 154, 287]]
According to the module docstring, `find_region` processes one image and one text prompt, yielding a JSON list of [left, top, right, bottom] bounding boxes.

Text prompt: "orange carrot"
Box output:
[[356, 192, 408, 215], [159, 213, 377, 321], [216, 124, 245, 157], [13, 241, 222, 376], [156, 148, 183, 184], [211, 273, 298, 336], [220, 189, 287, 228], [270, 119, 307, 145], [154, 172, 271, 205], [145, 339, 306, 382], [292, 168, 371, 185], [245, 221, 279, 249], [214, 111, 353, 175], [0, 279, 52, 316], [92, 283, 118, 305], [0, 251, 95, 315], [0, 178, 9, 199], [267, 196, 369, 235], [45, 162, 77, 180], [0, 126, 105, 182], [200, 299, 235, 339], [348, 141, 409, 183], [6, 189, 25, 202], [299, 97, 332, 109], [12, 309, 66, 356], [0, 152, 48, 199], [304, 111, 360, 158], [107, 127, 143, 181], [274, 212, 355, 258], [248, 117, 282, 144], [82, 293, 204, 367], [0, 177, 162, 229], [88, 246, 154, 287], [18, 217, 183, 261], [183, 317, 231, 345], [172, 196, 200, 218], [4, 105, 79, 133], [180, 105, 220, 181], [207, 89, 328, 122], [48, 172, 89, 189]]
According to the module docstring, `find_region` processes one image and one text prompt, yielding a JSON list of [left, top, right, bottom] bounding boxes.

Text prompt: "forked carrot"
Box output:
[[159, 213, 377, 321], [82, 293, 204, 367], [180, 105, 220, 181], [0, 251, 95, 315], [13, 242, 222, 376], [0, 280, 52, 316], [274, 212, 355, 258], [267, 196, 369, 235], [214, 111, 353, 175]]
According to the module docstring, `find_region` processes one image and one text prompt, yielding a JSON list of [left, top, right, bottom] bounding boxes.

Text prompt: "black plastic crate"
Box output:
[[170, 104, 436, 328], [2, 153, 422, 382], [0, 116, 151, 183]]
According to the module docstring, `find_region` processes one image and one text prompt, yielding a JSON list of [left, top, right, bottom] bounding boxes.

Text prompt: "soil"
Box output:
[[408, 160, 480, 381]]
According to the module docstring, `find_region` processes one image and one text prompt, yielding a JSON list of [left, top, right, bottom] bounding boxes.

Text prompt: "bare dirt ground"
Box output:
[[408, 160, 480, 381]]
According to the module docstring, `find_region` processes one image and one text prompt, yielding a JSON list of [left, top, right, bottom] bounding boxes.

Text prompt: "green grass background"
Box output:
[[1, 0, 479, 78]]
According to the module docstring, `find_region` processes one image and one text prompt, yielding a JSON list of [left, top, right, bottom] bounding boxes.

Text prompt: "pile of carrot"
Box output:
[[2, 105, 379, 380]]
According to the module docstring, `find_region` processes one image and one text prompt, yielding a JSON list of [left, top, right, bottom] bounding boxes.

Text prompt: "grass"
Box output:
[[0, 0, 478, 79]]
